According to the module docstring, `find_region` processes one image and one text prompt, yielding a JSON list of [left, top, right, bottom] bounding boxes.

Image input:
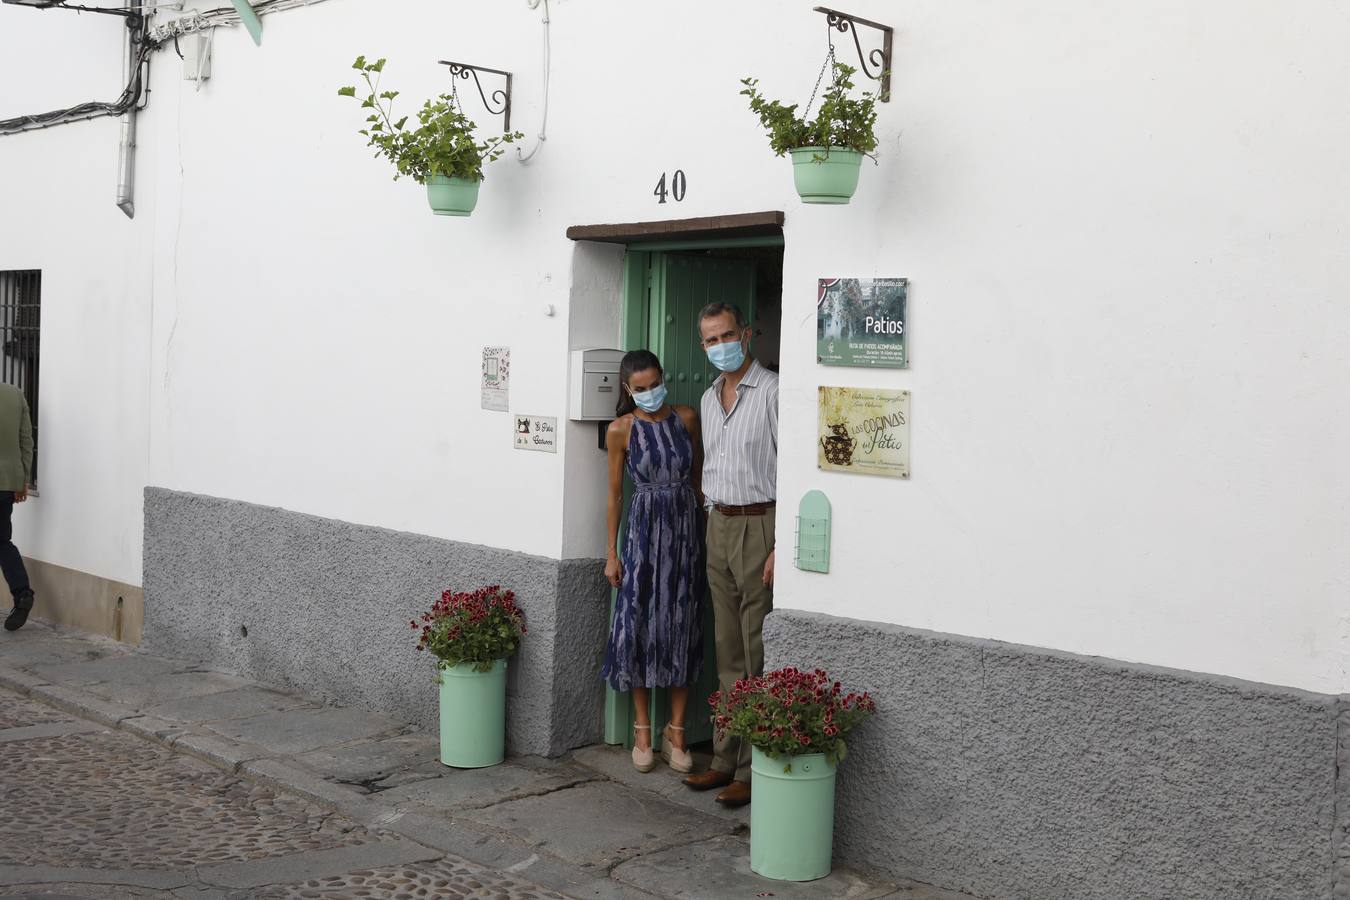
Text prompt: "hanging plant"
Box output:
[[339, 55, 522, 216], [740, 61, 879, 204]]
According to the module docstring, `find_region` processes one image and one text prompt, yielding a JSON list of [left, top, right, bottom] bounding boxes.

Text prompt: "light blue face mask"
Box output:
[[630, 383, 668, 413], [706, 338, 746, 373]]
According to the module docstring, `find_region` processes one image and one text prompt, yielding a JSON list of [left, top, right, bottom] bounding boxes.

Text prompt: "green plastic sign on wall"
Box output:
[[795, 490, 832, 573]]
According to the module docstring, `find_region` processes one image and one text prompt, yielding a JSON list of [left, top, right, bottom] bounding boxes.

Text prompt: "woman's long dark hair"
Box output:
[[615, 349, 663, 417]]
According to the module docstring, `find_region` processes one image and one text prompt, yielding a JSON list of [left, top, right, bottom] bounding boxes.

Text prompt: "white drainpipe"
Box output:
[[115, 2, 139, 219]]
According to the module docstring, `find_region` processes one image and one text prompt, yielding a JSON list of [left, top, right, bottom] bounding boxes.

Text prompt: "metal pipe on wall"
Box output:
[[115, 2, 141, 219]]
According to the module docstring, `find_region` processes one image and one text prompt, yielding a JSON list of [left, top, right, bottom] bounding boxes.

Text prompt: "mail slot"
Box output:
[[568, 348, 625, 421]]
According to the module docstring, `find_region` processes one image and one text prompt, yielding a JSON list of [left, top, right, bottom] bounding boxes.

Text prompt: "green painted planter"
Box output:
[[437, 659, 507, 768], [750, 747, 838, 881], [789, 146, 863, 205], [425, 174, 481, 217]]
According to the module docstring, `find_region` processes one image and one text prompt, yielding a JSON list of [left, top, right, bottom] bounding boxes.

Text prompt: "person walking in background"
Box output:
[[682, 302, 778, 809], [601, 350, 706, 774], [0, 383, 35, 631]]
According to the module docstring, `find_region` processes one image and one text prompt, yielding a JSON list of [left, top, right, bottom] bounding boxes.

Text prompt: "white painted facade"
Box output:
[[2, 1, 1347, 694]]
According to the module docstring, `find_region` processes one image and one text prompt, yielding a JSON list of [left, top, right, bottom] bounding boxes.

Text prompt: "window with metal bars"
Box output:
[[0, 271, 39, 486]]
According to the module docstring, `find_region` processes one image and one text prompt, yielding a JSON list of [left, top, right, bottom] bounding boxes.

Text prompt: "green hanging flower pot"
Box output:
[[425, 174, 481, 217], [338, 55, 522, 219], [790, 147, 864, 204], [741, 60, 880, 207]]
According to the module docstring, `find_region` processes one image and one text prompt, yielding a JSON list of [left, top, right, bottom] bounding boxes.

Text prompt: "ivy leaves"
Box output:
[[339, 55, 522, 185], [741, 62, 879, 158]]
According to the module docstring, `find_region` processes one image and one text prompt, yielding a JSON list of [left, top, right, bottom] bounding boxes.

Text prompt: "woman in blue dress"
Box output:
[[601, 350, 704, 774]]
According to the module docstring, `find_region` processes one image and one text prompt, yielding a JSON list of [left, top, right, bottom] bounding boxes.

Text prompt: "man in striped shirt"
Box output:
[[682, 302, 778, 809]]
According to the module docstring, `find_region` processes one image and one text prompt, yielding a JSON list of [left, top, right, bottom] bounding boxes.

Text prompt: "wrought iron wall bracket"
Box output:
[[438, 60, 513, 132], [813, 6, 893, 102]]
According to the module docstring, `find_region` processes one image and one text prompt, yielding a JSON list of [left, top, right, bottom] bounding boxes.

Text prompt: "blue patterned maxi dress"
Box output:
[[601, 412, 705, 691]]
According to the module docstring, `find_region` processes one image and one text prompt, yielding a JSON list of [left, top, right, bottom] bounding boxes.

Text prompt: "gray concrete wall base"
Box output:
[[764, 608, 1346, 900], [1337, 700, 1350, 899], [552, 560, 612, 751], [142, 488, 607, 758]]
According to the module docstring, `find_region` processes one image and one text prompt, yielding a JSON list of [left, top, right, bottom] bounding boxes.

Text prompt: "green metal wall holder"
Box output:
[[795, 489, 832, 573]]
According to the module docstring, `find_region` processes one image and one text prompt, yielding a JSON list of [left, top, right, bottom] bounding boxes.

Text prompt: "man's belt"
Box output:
[[713, 502, 776, 517]]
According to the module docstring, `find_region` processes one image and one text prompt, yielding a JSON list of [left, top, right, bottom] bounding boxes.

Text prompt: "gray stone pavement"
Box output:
[[0, 621, 974, 900]]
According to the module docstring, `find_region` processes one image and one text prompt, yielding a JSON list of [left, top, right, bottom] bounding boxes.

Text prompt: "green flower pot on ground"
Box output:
[[789, 146, 864, 205], [425, 174, 481, 217], [750, 747, 838, 881], [437, 659, 506, 767]]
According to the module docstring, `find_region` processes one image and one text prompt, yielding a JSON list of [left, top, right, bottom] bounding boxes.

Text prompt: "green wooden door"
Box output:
[[605, 251, 757, 749], [648, 253, 757, 408]]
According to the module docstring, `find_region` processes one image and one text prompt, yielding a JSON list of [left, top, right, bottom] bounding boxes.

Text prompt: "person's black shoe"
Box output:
[[4, 591, 34, 631]]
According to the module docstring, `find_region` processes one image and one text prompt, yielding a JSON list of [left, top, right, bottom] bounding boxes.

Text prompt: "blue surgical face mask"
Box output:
[[706, 338, 746, 373], [630, 383, 668, 413]]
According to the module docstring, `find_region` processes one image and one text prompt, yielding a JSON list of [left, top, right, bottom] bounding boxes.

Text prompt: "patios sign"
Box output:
[[816, 277, 908, 369]]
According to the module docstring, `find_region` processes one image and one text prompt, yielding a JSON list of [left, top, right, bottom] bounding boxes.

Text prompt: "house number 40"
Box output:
[[653, 170, 687, 204]]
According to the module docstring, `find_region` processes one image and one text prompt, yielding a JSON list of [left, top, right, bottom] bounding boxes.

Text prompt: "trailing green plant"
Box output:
[[740, 61, 879, 159], [339, 55, 522, 184], [412, 585, 527, 673]]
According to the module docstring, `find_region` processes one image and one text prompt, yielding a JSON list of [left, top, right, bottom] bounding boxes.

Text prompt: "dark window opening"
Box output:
[[0, 271, 40, 486]]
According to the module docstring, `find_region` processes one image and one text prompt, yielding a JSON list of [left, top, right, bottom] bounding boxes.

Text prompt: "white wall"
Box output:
[[1, 0, 1347, 693], [0, 9, 151, 586], [136, 2, 573, 558], [771, 1, 1350, 696], [561, 241, 624, 560]]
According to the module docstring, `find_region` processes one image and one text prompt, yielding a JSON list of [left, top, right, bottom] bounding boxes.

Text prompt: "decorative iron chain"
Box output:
[[803, 38, 837, 122]]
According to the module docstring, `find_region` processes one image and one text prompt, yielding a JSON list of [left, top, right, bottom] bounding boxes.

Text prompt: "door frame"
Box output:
[[602, 235, 784, 747]]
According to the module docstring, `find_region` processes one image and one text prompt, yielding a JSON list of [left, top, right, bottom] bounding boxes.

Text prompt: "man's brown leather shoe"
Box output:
[[715, 780, 751, 808], [682, 769, 734, 791]]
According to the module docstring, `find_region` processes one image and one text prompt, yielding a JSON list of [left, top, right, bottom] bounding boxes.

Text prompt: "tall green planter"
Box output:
[[437, 659, 507, 768], [425, 174, 481, 217], [750, 747, 838, 881], [789, 146, 863, 205]]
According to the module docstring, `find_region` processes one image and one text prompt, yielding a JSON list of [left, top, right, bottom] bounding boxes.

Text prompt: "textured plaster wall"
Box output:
[[143, 488, 608, 757], [766, 609, 1347, 900], [1338, 704, 1350, 898], [553, 559, 614, 751]]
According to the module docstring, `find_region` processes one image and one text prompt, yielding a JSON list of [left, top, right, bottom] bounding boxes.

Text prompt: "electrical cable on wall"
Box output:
[[516, 0, 549, 163], [145, 0, 334, 45], [0, 0, 335, 136], [0, 16, 150, 134]]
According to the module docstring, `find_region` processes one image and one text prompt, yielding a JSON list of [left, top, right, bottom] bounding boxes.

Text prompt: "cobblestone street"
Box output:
[[0, 685, 566, 899], [0, 622, 958, 900]]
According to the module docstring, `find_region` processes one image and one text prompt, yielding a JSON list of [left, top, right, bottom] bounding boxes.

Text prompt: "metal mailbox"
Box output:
[[568, 349, 625, 421]]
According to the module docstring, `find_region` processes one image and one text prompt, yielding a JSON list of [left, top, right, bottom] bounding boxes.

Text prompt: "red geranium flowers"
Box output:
[[413, 585, 526, 673], [710, 666, 876, 765]]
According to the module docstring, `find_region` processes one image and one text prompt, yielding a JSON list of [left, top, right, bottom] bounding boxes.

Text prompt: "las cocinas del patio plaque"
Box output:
[[818, 386, 910, 478]]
